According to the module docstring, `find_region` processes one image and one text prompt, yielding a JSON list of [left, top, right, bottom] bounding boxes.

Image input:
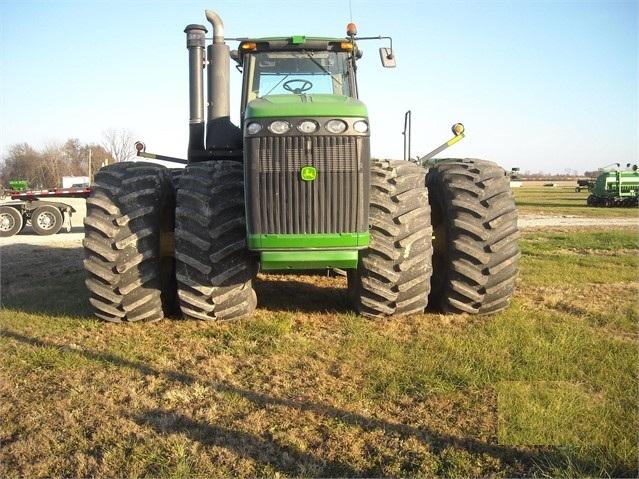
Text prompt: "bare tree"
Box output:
[[63, 139, 112, 180], [40, 141, 66, 187], [1, 139, 118, 188], [102, 127, 137, 163], [0, 143, 40, 187], [63, 138, 88, 176]]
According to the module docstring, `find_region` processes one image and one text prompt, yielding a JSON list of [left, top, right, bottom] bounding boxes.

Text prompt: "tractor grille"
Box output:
[[247, 135, 366, 235]]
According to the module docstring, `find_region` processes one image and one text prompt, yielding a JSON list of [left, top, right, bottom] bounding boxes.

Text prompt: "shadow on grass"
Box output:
[[1, 244, 352, 318], [0, 244, 92, 317], [3, 329, 544, 477], [254, 272, 351, 314]]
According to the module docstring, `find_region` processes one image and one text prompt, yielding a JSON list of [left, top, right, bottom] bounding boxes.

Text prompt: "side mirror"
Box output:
[[379, 47, 396, 68]]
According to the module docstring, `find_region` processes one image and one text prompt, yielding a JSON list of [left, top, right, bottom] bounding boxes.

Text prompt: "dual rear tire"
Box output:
[[426, 159, 520, 314], [0, 204, 65, 237], [349, 158, 520, 317], [83, 161, 255, 322]]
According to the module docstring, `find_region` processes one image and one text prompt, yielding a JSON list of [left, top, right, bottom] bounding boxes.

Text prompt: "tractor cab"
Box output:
[[234, 38, 361, 118]]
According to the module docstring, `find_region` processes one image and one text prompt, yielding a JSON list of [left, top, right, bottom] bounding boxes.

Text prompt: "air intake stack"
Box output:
[[185, 10, 242, 163]]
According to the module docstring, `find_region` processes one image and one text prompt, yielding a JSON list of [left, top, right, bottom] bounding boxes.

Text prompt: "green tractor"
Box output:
[[83, 9, 520, 322], [586, 165, 639, 207]]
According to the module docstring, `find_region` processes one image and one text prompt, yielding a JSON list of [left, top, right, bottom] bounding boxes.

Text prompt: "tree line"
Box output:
[[0, 128, 136, 189]]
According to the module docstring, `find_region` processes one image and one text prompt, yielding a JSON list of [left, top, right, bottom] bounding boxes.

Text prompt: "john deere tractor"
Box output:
[[83, 9, 520, 322]]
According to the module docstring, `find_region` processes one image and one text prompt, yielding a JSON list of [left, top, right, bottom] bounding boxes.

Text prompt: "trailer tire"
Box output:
[[83, 162, 177, 322], [0, 206, 24, 237], [31, 205, 63, 235], [175, 161, 257, 321], [349, 160, 433, 317], [426, 158, 520, 314]]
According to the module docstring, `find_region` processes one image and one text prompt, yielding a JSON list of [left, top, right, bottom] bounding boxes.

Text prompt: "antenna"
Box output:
[[348, 0, 353, 23]]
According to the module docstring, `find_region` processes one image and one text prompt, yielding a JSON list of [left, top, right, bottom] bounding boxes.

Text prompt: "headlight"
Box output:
[[325, 119, 347, 134], [353, 120, 369, 133], [269, 120, 291, 134], [297, 120, 319, 134], [246, 122, 262, 135]]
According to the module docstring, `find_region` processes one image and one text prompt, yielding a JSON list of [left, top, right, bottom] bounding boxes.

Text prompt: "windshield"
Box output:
[[243, 50, 354, 103]]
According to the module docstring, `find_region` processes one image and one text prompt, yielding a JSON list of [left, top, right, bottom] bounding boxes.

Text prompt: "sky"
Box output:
[[1, 0, 637, 174]]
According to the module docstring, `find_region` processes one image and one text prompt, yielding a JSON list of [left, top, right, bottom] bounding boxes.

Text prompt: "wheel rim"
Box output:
[[36, 211, 56, 230], [0, 213, 15, 232]]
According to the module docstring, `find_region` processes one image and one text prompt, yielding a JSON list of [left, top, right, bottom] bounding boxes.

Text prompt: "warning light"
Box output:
[[346, 22, 357, 37], [452, 123, 465, 136], [241, 42, 257, 51], [135, 141, 146, 152]]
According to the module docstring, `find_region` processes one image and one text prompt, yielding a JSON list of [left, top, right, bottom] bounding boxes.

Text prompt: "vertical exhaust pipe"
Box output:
[[204, 10, 241, 151], [204, 10, 230, 122], [184, 23, 207, 159]]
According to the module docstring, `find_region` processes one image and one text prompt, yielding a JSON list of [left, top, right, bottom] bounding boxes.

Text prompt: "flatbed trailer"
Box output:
[[0, 187, 91, 237]]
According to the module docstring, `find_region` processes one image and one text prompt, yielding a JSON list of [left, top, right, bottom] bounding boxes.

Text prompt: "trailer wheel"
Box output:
[[426, 158, 520, 314], [83, 162, 177, 322], [31, 205, 63, 235], [0, 206, 24, 237], [349, 160, 433, 317], [175, 161, 257, 321]]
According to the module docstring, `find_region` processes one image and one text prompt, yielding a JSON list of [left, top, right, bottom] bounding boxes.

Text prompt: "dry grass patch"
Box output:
[[1, 226, 637, 477]]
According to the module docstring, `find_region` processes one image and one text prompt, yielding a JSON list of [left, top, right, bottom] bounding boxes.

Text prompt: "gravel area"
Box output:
[[518, 214, 639, 229]]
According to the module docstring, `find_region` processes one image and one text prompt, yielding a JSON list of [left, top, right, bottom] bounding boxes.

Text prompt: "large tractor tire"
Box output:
[[175, 161, 257, 321], [83, 162, 177, 322], [426, 158, 520, 314], [349, 160, 433, 317]]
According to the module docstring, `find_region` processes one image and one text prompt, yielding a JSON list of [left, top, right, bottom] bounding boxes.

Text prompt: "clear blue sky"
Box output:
[[1, 0, 637, 174]]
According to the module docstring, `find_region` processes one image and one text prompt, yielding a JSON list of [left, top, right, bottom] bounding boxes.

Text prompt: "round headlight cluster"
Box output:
[[353, 120, 369, 133], [246, 122, 262, 135], [269, 120, 291, 134], [325, 119, 347, 134], [297, 120, 319, 134], [246, 119, 369, 135]]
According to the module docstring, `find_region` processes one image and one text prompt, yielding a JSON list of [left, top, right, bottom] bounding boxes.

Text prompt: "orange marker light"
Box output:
[[452, 123, 465, 136], [340, 42, 354, 50], [241, 42, 257, 51]]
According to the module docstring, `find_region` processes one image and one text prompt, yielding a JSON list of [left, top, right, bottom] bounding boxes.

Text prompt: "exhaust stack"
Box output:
[[185, 10, 242, 163], [184, 24, 207, 157], [204, 10, 230, 124]]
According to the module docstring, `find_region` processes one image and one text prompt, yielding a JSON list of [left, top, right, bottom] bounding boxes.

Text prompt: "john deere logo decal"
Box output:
[[300, 166, 317, 181]]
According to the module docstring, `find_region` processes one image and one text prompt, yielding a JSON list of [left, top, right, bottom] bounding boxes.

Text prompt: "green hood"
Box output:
[[245, 94, 368, 119]]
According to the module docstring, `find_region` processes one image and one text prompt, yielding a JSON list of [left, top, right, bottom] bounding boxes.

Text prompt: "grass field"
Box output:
[[1, 185, 637, 477], [514, 181, 639, 218]]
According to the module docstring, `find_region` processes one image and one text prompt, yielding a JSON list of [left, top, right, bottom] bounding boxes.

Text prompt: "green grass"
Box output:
[[514, 185, 639, 218], [1, 190, 638, 477]]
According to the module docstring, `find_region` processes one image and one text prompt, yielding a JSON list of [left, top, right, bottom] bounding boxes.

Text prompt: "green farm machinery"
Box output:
[[585, 165, 639, 207], [83, 9, 520, 322]]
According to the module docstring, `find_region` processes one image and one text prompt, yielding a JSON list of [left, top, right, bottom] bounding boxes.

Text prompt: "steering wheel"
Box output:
[[283, 79, 313, 94]]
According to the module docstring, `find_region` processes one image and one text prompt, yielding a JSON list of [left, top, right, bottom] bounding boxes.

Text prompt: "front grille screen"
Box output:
[[250, 135, 364, 235]]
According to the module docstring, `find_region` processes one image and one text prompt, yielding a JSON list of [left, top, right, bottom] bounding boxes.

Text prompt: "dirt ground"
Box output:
[[1, 196, 637, 302]]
